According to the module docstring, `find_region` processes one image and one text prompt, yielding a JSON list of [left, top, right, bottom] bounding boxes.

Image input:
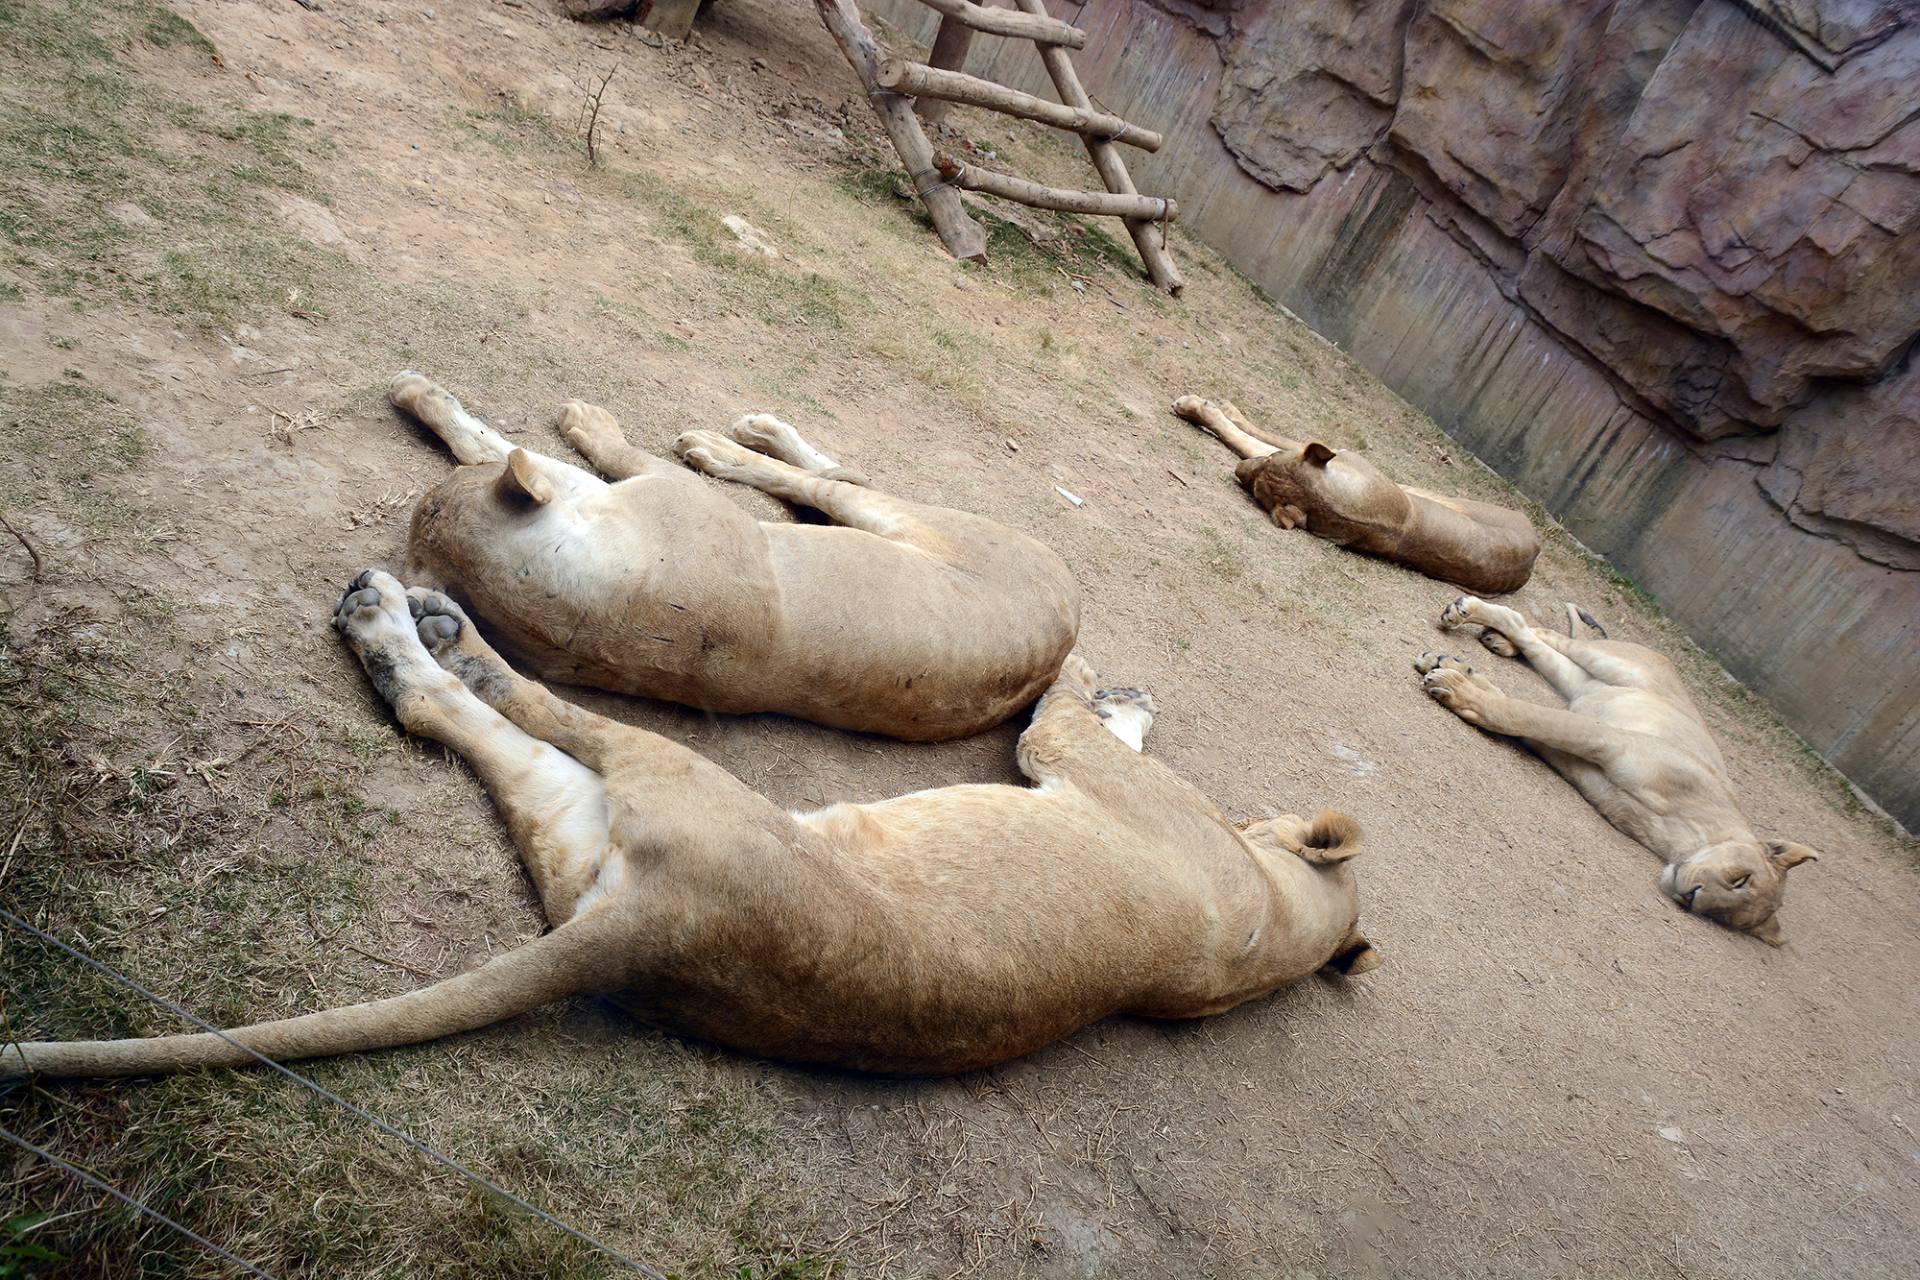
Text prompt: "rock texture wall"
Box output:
[[866, 0, 1919, 828]]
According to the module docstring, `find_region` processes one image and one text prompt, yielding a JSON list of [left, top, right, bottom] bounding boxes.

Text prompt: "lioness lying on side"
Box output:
[[3, 572, 1377, 1079], [391, 373, 1079, 741], [1172, 395, 1539, 594], [1418, 597, 1818, 944]]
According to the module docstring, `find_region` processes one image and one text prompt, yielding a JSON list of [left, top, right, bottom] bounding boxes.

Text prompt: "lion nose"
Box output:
[[1680, 886, 1701, 912]]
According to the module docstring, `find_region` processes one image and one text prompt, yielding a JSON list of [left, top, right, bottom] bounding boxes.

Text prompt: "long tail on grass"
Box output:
[[1, 911, 622, 1079]]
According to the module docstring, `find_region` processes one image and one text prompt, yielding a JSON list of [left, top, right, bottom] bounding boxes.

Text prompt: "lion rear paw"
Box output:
[[1439, 595, 1482, 630], [1477, 630, 1519, 658], [1413, 652, 1472, 676], [674, 429, 764, 480], [1422, 667, 1485, 723], [405, 587, 473, 654]]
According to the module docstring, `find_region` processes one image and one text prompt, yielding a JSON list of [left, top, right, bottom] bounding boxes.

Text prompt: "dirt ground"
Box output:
[[1, 1, 1916, 1276]]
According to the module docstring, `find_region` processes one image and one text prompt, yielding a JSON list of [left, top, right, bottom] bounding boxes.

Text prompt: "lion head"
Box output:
[[1233, 442, 1408, 540], [1661, 840, 1818, 945]]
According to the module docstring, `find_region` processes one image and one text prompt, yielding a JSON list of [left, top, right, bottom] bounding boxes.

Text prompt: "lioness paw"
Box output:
[[1477, 630, 1519, 658], [388, 370, 435, 408], [1440, 596, 1483, 630], [406, 587, 470, 653], [332, 570, 416, 650], [729, 413, 805, 457], [558, 400, 624, 453], [674, 430, 761, 479], [1413, 651, 1472, 675], [1422, 667, 1482, 720]]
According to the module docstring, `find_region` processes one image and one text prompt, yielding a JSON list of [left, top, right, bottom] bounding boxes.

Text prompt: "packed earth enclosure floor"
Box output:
[[0, 1, 1916, 1277]]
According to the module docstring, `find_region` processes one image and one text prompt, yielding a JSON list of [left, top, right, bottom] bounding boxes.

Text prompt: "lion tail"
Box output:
[[2, 910, 622, 1080], [1566, 602, 1608, 638]]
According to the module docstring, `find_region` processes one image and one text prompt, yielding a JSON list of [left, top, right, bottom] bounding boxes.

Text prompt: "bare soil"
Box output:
[[1, 1, 1916, 1277]]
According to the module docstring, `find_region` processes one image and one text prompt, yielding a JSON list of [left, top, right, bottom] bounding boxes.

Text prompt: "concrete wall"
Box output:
[[864, 0, 1920, 829]]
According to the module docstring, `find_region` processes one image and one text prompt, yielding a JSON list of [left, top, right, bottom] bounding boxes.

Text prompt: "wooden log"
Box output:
[[1011, 0, 1184, 294], [916, 16, 976, 126], [876, 59, 1163, 152], [933, 154, 1177, 220], [815, 0, 988, 262], [907, 0, 1087, 48]]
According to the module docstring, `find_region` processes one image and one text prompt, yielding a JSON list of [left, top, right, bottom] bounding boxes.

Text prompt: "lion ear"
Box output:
[[1237, 812, 1361, 864], [1766, 841, 1819, 872], [1302, 441, 1336, 466], [495, 449, 553, 506], [1271, 503, 1306, 530], [1323, 929, 1382, 976], [1748, 916, 1786, 947]]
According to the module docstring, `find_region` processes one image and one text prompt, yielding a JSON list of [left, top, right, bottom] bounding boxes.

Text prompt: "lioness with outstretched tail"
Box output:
[[4, 573, 1378, 1079]]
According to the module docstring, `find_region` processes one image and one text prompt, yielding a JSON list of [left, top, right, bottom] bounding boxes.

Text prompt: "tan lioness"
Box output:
[[1172, 395, 1539, 594], [2, 572, 1378, 1079], [391, 373, 1078, 741], [1417, 596, 1819, 944]]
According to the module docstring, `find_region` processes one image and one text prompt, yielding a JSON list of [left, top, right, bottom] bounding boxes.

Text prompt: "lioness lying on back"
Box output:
[[1418, 599, 1818, 944], [1172, 396, 1539, 594], [4, 572, 1377, 1079], [391, 374, 1078, 741]]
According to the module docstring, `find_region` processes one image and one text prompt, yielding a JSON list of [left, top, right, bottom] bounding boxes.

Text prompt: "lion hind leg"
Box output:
[[674, 429, 925, 540], [1442, 595, 1592, 701], [1532, 629, 1674, 693], [728, 413, 869, 486]]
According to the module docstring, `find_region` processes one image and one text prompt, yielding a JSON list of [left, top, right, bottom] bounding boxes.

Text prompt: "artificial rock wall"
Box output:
[[865, 0, 1920, 830]]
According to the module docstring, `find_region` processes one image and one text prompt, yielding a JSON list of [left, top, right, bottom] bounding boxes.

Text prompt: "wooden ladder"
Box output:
[[816, 0, 1184, 294]]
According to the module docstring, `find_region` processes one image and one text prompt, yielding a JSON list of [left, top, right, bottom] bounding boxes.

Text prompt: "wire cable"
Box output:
[[0, 1121, 282, 1280]]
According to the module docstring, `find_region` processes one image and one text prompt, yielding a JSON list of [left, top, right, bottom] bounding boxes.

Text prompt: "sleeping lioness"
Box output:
[[3, 572, 1377, 1078], [390, 373, 1078, 741], [1172, 395, 1539, 594], [1418, 597, 1819, 944]]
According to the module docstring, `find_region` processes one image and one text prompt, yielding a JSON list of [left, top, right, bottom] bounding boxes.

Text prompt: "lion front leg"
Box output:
[[1171, 395, 1282, 461], [404, 587, 654, 777], [558, 400, 680, 481], [727, 413, 869, 486]]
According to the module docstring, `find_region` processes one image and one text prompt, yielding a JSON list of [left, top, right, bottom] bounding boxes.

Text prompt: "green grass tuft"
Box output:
[[0, 0, 336, 328]]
